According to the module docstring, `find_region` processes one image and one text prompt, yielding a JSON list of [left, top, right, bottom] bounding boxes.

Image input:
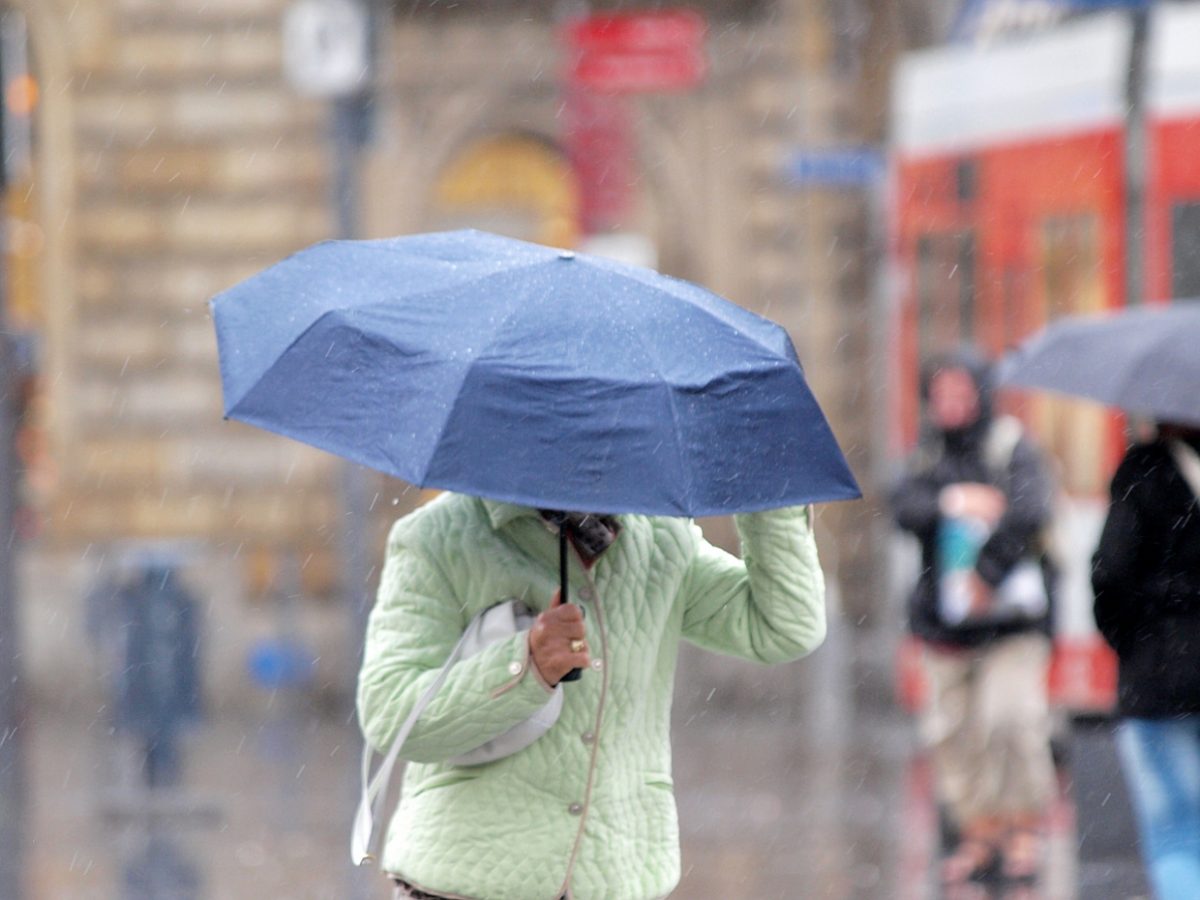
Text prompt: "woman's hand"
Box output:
[[965, 571, 995, 615], [529, 591, 590, 686], [939, 482, 1007, 526]]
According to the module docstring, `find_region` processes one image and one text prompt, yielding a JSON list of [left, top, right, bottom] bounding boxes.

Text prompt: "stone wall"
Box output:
[[40, 0, 340, 564], [18, 0, 360, 709]]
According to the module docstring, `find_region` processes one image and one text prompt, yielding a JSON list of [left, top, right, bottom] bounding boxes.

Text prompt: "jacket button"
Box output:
[[568, 802, 584, 815], [590, 659, 603, 671], [579, 587, 595, 601], [581, 731, 595, 745], [507, 661, 523, 676]]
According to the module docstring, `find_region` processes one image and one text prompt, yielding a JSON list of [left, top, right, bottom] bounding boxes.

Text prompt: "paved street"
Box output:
[[20, 622, 1148, 899]]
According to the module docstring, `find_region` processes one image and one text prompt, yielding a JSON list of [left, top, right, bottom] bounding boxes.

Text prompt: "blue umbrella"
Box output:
[[214, 230, 858, 681], [996, 302, 1200, 427], [211, 229, 859, 515]]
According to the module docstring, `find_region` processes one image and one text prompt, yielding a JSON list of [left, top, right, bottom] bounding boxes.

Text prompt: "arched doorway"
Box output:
[[430, 132, 581, 249]]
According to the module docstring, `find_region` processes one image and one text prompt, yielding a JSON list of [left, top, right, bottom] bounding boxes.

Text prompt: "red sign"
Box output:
[[562, 9, 706, 94], [564, 9, 705, 53], [561, 88, 633, 233], [570, 48, 705, 94]]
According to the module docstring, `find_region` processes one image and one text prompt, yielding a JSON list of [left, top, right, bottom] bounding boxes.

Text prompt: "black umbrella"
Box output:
[[995, 302, 1200, 426]]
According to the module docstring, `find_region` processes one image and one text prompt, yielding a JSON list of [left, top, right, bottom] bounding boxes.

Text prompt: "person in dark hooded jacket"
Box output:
[[1092, 422, 1200, 900], [889, 346, 1057, 886]]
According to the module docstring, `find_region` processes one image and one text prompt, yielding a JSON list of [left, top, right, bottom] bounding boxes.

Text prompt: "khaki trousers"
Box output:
[[920, 633, 1056, 825]]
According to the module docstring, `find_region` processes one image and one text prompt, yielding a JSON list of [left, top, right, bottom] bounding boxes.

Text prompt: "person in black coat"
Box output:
[[890, 346, 1057, 886], [1092, 423, 1200, 900]]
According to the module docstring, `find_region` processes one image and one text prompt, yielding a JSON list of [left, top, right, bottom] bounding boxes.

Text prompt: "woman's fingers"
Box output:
[[531, 601, 591, 684]]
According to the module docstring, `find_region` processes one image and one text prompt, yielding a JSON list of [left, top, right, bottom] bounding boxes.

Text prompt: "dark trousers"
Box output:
[[394, 881, 566, 900]]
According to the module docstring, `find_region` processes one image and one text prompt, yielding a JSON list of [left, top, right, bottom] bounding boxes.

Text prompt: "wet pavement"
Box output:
[[670, 624, 1085, 900], [20, 622, 1150, 899]]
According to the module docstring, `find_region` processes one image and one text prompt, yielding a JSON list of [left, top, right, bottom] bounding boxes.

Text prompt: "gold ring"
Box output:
[[569, 639, 586, 654]]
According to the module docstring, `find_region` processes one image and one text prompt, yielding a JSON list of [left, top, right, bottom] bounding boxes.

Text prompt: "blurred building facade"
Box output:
[[6, 0, 932, 708], [0, 1, 946, 896]]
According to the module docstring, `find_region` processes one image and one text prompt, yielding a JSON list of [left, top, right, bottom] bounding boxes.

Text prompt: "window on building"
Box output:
[[1036, 213, 1107, 495], [915, 230, 975, 363], [431, 133, 580, 249]]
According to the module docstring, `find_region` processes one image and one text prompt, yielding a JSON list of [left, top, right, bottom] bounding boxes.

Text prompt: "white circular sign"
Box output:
[[283, 0, 370, 98]]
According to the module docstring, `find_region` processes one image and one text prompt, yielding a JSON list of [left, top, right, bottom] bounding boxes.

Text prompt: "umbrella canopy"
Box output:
[[996, 302, 1200, 427], [211, 229, 859, 517]]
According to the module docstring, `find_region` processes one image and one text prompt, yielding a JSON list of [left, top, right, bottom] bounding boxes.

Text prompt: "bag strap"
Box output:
[[351, 608, 488, 866], [984, 415, 1024, 481], [1169, 439, 1200, 503]]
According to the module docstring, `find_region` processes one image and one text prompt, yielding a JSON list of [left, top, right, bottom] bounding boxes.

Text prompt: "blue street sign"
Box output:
[[950, 0, 1149, 43], [1061, 0, 1148, 8], [784, 147, 885, 188]]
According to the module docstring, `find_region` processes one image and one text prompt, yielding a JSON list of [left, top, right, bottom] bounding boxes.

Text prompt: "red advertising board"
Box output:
[[564, 9, 705, 53], [562, 9, 706, 94], [570, 49, 705, 94]]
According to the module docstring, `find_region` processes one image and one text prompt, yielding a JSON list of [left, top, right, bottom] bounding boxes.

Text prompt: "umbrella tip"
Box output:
[[558, 250, 576, 260]]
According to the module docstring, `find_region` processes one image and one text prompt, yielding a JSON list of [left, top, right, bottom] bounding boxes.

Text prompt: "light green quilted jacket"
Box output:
[[357, 493, 825, 900]]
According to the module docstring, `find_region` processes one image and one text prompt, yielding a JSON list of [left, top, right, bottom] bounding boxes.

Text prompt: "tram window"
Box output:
[[956, 160, 977, 204], [1000, 268, 1028, 352], [1038, 214, 1106, 495], [915, 231, 975, 362], [1042, 216, 1101, 318], [1171, 202, 1200, 300]]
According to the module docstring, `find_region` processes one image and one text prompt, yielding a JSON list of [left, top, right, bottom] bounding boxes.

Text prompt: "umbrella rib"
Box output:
[[223, 307, 343, 415], [588, 260, 793, 361], [230, 256, 551, 419], [631, 327, 694, 514], [345, 257, 555, 326], [413, 270, 558, 486]]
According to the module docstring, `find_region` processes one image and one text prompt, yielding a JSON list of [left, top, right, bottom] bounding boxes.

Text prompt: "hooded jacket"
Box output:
[[888, 348, 1056, 647], [1092, 437, 1200, 718], [357, 493, 825, 900]]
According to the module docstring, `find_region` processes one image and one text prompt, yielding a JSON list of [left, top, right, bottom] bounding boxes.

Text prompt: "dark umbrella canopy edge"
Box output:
[[996, 302, 1200, 428]]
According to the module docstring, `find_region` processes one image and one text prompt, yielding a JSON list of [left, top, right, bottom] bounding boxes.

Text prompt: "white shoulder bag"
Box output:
[[351, 600, 563, 865]]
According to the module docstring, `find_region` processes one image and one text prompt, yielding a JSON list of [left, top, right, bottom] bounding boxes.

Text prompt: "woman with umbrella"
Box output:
[[210, 231, 859, 900]]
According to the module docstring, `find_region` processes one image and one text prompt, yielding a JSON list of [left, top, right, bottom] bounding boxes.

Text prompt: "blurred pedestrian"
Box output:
[[110, 560, 203, 789], [357, 493, 827, 900], [889, 347, 1057, 886], [1092, 422, 1200, 900]]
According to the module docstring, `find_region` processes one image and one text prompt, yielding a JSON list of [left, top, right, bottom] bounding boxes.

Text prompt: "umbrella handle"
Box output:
[[559, 524, 582, 683]]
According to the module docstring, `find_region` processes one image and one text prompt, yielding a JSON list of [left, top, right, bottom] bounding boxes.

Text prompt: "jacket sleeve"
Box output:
[[976, 437, 1054, 586], [1091, 451, 1150, 655], [679, 505, 826, 664], [888, 468, 942, 538], [356, 535, 555, 763]]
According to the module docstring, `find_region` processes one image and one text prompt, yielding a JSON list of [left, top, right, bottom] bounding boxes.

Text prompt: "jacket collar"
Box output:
[[480, 498, 541, 531]]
